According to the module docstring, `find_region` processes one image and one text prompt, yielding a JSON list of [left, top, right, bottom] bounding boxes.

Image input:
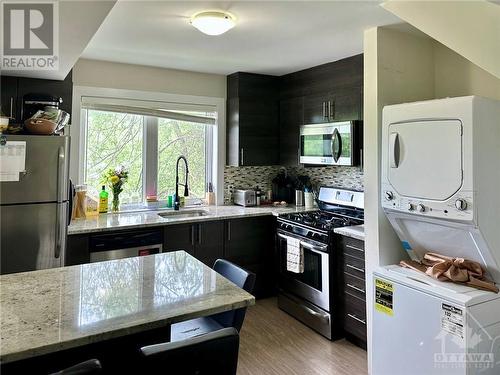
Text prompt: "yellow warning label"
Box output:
[[375, 278, 394, 316]]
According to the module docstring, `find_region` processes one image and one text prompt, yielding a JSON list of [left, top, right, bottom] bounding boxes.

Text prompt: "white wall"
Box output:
[[433, 43, 500, 100], [382, 0, 500, 79], [73, 59, 226, 98]]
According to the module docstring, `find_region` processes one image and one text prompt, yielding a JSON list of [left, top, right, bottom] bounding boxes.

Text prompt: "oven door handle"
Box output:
[[277, 233, 328, 254], [299, 240, 328, 254]]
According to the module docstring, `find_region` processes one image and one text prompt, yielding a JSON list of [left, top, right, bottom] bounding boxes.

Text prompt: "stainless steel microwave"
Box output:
[[299, 121, 362, 166]]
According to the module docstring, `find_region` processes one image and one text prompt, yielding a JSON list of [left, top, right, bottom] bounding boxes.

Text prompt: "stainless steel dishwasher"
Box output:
[[89, 229, 163, 262]]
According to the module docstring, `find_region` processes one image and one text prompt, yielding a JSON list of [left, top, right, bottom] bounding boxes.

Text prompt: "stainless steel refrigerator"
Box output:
[[1, 135, 71, 275]]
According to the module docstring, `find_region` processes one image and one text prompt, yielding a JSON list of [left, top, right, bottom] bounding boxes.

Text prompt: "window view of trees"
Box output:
[[158, 119, 206, 199], [85, 110, 143, 204], [85, 109, 209, 206]]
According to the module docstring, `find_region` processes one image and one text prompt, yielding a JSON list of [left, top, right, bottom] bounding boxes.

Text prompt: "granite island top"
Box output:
[[68, 205, 318, 235], [333, 224, 365, 241], [0, 251, 255, 364]]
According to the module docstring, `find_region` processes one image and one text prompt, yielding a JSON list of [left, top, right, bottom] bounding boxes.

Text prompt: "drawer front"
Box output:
[[343, 254, 365, 278], [344, 295, 367, 341], [342, 236, 365, 259], [344, 272, 366, 300]]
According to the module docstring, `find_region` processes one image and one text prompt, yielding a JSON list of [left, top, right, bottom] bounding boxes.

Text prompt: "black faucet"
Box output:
[[174, 156, 189, 211]]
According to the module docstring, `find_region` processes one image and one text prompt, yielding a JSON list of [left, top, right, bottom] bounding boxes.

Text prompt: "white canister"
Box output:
[[304, 192, 314, 208]]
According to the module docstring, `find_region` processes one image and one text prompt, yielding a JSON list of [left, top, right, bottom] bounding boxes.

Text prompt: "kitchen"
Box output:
[[1, 1, 499, 374]]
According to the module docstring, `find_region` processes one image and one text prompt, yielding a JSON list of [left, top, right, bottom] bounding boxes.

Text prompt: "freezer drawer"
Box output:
[[1, 202, 66, 274]]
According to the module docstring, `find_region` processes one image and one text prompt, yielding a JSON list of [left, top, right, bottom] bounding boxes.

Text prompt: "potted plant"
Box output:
[[103, 165, 128, 212]]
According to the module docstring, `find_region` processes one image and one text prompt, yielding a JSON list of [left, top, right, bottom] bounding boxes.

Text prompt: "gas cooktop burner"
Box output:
[[280, 209, 363, 232]]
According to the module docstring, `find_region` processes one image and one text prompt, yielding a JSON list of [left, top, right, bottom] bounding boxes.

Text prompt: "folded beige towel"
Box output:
[[400, 252, 499, 293], [286, 237, 304, 274]]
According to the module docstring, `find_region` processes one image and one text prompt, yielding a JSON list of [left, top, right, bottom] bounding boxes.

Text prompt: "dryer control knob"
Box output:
[[417, 204, 425, 213], [455, 199, 467, 211], [385, 191, 394, 201], [407, 203, 414, 211]]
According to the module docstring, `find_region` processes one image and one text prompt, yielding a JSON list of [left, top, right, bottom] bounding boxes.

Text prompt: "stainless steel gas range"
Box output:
[[276, 187, 364, 340]]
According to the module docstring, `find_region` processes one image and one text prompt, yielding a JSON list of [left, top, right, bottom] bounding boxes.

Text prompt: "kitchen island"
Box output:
[[0, 251, 254, 370]]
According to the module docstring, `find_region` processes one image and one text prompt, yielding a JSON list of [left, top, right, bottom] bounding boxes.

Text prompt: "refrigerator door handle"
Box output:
[[54, 202, 67, 263], [55, 204, 62, 259], [57, 146, 66, 203]]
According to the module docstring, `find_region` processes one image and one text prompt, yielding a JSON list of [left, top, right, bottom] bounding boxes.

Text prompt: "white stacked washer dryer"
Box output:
[[373, 96, 500, 375]]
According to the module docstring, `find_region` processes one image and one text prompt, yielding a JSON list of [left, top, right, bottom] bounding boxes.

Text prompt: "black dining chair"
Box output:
[[140, 327, 240, 375], [171, 259, 256, 342], [50, 359, 102, 375]]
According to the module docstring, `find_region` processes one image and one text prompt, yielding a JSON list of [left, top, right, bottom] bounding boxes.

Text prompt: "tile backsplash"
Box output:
[[224, 165, 363, 204]]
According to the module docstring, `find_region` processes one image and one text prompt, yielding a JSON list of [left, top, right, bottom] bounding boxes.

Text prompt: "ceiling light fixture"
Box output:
[[190, 11, 236, 36]]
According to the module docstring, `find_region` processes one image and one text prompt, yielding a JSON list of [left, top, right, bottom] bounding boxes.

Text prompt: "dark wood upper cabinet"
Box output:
[[279, 54, 363, 164], [226, 72, 280, 166], [17, 71, 73, 119], [0, 76, 19, 121], [279, 96, 303, 166], [0, 71, 73, 124], [303, 92, 333, 124]]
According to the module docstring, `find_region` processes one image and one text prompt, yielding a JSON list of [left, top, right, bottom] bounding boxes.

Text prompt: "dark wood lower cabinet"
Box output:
[[224, 216, 275, 298], [65, 234, 89, 265], [336, 235, 367, 349], [163, 223, 195, 256], [163, 221, 224, 267]]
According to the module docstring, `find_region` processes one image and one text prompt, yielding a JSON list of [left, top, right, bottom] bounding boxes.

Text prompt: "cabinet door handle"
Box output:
[[198, 224, 202, 244], [240, 148, 244, 166], [346, 244, 364, 253], [346, 283, 365, 294], [346, 264, 365, 273], [347, 313, 366, 325], [227, 221, 231, 241], [322, 101, 327, 120], [10, 97, 14, 119], [329, 100, 335, 120]]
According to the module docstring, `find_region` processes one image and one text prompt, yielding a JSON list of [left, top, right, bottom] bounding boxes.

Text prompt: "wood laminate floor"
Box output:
[[238, 298, 368, 375]]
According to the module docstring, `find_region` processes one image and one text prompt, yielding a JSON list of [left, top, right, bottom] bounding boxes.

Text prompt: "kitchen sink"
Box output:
[[157, 209, 209, 220]]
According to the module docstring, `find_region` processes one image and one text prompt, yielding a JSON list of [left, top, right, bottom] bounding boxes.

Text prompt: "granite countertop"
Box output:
[[68, 205, 318, 235], [0, 251, 255, 364], [334, 224, 365, 241]]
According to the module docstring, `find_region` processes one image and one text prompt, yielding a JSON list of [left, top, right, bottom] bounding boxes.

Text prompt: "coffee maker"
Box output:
[[22, 93, 62, 121]]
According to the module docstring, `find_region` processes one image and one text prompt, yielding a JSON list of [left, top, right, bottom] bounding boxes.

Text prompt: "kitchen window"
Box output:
[[81, 98, 215, 207]]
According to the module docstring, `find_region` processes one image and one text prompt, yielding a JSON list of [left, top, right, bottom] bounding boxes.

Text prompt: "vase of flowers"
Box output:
[[103, 165, 128, 212]]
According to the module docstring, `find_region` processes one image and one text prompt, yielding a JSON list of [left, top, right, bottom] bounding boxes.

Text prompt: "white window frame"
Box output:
[[71, 86, 225, 205]]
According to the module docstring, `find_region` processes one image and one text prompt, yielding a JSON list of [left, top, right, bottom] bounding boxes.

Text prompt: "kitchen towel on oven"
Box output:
[[286, 236, 304, 273]]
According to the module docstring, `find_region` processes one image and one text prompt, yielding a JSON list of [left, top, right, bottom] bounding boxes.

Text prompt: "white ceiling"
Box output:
[[82, 0, 400, 76]]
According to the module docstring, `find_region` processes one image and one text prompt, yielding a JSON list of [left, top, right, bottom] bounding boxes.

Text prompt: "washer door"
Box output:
[[388, 119, 463, 201]]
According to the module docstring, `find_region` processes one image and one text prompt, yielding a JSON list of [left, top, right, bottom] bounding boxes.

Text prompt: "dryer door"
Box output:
[[387, 120, 463, 201]]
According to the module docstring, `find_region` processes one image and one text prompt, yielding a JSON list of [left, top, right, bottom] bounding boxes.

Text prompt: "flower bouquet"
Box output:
[[103, 165, 129, 212]]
